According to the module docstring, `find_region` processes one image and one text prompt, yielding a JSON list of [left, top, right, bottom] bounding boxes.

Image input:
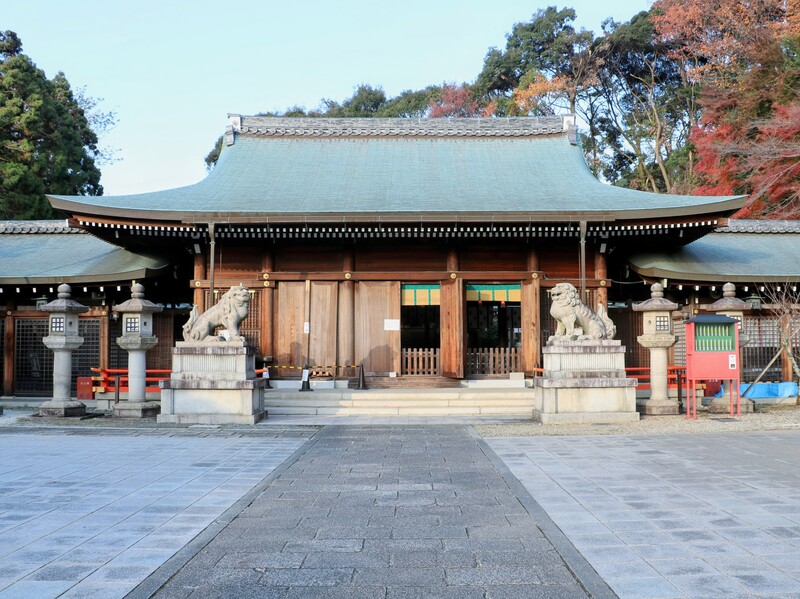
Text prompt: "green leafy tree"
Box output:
[[0, 31, 103, 219], [474, 6, 594, 115]]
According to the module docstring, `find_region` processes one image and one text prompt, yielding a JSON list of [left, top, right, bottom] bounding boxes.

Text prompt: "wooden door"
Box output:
[[355, 281, 401, 375], [273, 282, 305, 372], [440, 278, 465, 378], [309, 281, 338, 370]]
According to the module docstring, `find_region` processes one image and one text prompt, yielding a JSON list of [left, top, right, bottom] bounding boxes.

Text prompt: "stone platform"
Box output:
[[534, 338, 639, 424], [158, 340, 267, 424]]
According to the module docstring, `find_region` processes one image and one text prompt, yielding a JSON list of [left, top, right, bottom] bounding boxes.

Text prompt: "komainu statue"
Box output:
[[182, 285, 251, 342], [549, 282, 616, 340]]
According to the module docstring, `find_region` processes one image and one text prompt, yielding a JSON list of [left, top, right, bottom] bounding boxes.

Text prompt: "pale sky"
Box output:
[[6, 0, 651, 196]]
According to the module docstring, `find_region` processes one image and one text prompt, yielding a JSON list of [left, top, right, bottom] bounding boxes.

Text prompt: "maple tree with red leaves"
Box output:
[[653, 0, 800, 218]]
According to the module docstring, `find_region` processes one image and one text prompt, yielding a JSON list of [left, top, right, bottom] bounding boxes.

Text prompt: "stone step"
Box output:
[[263, 388, 537, 416]]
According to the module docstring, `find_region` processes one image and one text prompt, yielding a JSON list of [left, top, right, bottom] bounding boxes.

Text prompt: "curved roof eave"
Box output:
[[48, 197, 747, 224]]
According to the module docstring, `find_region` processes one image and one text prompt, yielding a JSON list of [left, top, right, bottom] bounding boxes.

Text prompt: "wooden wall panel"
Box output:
[[337, 281, 355, 369], [355, 282, 400, 374], [538, 246, 580, 279], [273, 282, 306, 372], [216, 246, 262, 274], [274, 246, 344, 272], [356, 246, 447, 272], [440, 279, 465, 378], [309, 281, 338, 369], [459, 247, 527, 271]]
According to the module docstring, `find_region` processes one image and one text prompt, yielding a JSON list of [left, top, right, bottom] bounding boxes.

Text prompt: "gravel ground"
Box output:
[[475, 404, 800, 437]]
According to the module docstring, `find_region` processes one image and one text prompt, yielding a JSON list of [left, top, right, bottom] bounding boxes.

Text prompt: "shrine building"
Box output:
[[3, 115, 797, 397]]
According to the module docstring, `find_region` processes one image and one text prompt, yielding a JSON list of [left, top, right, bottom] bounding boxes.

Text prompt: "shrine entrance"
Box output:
[[400, 284, 441, 376], [465, 284, 522, 376]]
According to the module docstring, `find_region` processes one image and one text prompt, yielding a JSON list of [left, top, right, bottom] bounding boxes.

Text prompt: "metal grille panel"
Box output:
[[14, 319, 52, 396], [742, 316, 782, 381]]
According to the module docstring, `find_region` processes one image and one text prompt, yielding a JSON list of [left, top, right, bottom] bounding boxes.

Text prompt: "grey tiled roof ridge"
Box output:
[[235, 116, 567, 137], [715, 219, 800, 233], [0, 220, 82, 234]]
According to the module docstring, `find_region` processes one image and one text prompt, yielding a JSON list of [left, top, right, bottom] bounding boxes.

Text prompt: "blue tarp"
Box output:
[[716, 382, 800, 399]]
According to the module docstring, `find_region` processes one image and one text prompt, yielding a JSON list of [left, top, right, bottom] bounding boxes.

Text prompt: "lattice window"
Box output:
[[0, 318, 5, 390], [204, 288, 261, 350], [742, 315, 782, 382], [73, 319, 100, 392], [15, 319, 52, 396]]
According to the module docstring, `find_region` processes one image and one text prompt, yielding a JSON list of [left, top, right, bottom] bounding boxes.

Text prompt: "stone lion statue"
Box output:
[[549, 282, 616, 340], [182, 285, 250, 342]]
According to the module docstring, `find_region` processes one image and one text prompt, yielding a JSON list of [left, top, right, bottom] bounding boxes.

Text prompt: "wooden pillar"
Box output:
[[441, 248, 465, 378], [781, 315, 792, 382], [99, 312, 109, 371], [193, 253, 206, 312], [261, 250, 274, 360], [3, 311, 13, 396], [595, 250, 608, 308], [337, 249, 355, 372], [522, 248, 541, 372]]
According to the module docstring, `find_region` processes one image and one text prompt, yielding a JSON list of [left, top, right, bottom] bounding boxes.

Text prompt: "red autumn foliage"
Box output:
[[428, 84, 481, 118]]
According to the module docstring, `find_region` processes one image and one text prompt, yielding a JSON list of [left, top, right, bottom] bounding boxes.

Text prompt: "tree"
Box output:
[[428, 84, 482, 118], [474, 6, 595, 115], [590, 11, 698, 193], [652, 0, 800, 216], [0, 31, 103, 219]]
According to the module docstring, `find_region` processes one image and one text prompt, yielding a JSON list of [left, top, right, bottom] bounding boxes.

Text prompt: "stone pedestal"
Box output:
[[39, 336, 86, 417], [158, 340, 266, 425], [636, 335, 680, 415], [533, 338, 639, 424], [708, 384, 754, 414], [113, 337, 160, 418], [112, 283, 163, 418], [38, 284, 88, 418]]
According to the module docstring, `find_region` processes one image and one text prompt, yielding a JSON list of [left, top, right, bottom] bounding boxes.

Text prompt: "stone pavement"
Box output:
[[489, 431, 800, 599], [141, 425, 609, 598], [0, 425, 312, 598]]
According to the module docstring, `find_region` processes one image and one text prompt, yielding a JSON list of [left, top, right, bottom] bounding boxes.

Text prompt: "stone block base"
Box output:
[[157, 411, 267, 425], [39, 400, 86, 418], [113, 401, 160, 418], [158, 386, 266, 425], [708, 396, 754, 414], [538, 411, 641, 424], [158, 340, 266, 425], [535, 338, 638, 424], [637, 398, 680, 415]]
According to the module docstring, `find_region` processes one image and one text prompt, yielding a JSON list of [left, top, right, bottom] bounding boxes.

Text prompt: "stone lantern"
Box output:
[[38, 284, 88, 417], [707, 282, 753, 413], [633, 283, 679, 415], [112, 282, 163, 418]]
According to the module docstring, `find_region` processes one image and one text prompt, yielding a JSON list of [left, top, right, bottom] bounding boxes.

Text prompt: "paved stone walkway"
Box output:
[[488, 431, 800, 599], [143, 425, 607, 598], [0, 427, 312, 598]]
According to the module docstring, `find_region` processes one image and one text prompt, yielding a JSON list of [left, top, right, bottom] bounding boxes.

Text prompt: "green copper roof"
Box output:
[[0, 221, 169, 284], [49, 116, 744, 223], [629, 221, 800, 282]]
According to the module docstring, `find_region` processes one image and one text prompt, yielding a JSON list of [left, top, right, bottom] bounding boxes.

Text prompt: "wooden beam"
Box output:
[[594, 250, 608, 308], [193, 253, 206, 312], [4, 312, 13, 396], [522, 248, 541, 372], [260, 250, 273, 359], [440, 278, 465, 378]]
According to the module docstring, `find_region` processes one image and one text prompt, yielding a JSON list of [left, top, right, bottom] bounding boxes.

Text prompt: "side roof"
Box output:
[[0, 221, 170, 284], [628, 219, 800, 283], [49, 115, 744, 224]]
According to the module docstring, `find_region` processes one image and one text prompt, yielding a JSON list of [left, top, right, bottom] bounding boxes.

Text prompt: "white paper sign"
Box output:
[[384, 319, 400, 331], [301, 369, 310, 381], [728, 354, 737, 370], [303, 321, 310, 334]]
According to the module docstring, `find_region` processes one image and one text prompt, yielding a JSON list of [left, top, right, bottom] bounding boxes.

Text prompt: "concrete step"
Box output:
[[263, 387, 537, 416]]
